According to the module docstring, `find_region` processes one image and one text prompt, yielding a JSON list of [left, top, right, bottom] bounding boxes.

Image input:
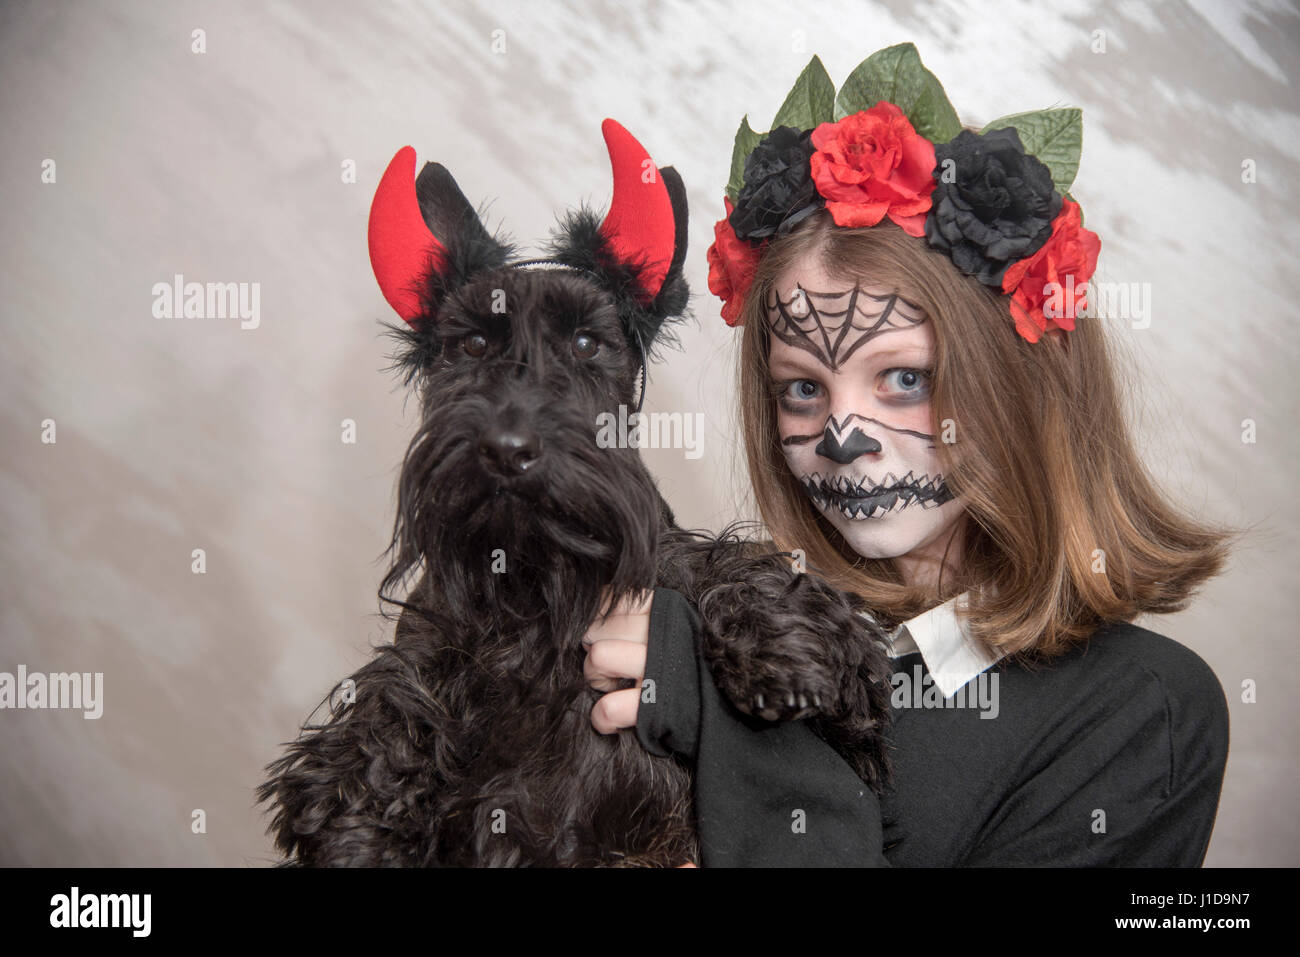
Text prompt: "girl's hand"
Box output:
[[583, 589, 653, 734], [585, 591, 695, 868]]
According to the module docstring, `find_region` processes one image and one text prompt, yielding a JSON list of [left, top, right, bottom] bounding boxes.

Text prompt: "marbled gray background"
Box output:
[[1, 0, 1295, 866]]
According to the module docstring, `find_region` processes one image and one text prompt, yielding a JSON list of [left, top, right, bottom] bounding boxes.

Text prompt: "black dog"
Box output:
[[256, 121, 892, 866]]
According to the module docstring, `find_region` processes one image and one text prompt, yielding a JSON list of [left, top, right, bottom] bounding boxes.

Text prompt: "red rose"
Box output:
[[1001, 198, 1101, 342], [707, 196, 763, 326], [809, 102, 937, 237]]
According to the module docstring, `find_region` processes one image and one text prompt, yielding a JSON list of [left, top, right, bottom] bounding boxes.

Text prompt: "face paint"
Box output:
[[767, 258, 964, 564], [768, 282, 928, 372]]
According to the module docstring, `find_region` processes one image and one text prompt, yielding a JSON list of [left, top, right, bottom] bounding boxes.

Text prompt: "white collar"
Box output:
[[879, 592, 1005, 698]]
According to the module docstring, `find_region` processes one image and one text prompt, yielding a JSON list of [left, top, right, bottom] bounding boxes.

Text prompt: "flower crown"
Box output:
[[706, 44, 1101, 343]]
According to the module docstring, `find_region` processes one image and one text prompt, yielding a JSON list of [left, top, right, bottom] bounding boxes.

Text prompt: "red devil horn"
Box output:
[[368, 146, 448, 325], [598, 118, 675, 302]]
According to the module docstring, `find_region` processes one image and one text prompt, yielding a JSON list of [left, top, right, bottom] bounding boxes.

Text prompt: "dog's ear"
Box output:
[[368, 147, 512, 328], [545, 119, 690, 357]]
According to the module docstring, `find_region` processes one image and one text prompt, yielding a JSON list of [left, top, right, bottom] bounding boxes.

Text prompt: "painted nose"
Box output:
[[815, 426, 881, 464], [479, 428, 542, 475]]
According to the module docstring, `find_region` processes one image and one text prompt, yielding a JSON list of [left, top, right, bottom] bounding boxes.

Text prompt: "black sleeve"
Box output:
[[636, 587, 888, 867], [962, 638, 1230, 867]]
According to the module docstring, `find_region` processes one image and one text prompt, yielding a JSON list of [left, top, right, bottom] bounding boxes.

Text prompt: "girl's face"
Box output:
[[767, 254, 965, 562]]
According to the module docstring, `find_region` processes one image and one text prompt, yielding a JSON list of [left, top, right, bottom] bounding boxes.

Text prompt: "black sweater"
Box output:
[[634, 588, 1230, 867]]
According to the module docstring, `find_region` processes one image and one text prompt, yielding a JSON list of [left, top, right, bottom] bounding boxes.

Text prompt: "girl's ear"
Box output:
[[368, 147, 513, 328], [545, 119, 691, 357]]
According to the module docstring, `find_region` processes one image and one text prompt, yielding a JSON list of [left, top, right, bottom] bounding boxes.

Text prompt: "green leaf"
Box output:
[[982, 108, 1083, 195], [771, 55, 836, 131], [833, 42, 962, 144], [725, 114, 763, 203]]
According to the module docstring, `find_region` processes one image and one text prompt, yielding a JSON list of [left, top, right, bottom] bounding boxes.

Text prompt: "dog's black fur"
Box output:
[[256, 151, 892, 866]]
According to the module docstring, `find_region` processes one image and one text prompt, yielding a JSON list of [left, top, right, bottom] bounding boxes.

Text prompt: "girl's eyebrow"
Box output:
[[769, 353, 828, 377], [771, 345, 932, 376], [864, 346, 933, 363]]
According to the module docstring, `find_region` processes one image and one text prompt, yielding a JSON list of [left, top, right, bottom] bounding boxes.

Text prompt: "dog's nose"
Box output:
[[479, 428, 542, 475]]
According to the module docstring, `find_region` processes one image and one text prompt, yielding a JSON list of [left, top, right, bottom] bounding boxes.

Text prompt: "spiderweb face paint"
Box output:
[[767, 283, 929, 372], [767, 269, 964, 562]]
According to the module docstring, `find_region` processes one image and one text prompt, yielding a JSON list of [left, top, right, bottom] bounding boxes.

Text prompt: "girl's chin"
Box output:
[[823, 504, 958, 561]]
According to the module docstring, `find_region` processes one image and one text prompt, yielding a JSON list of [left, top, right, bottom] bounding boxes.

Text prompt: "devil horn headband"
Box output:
[[367, 118, 677, 326]]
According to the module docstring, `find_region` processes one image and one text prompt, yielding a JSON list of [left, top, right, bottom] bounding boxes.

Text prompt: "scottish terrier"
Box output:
[[256, 120, 891, 867]]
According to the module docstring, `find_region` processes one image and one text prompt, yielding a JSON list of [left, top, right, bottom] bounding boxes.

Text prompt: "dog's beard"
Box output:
[[389, 395, 661, 630]]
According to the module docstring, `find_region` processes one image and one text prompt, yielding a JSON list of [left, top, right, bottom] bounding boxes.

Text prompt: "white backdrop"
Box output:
[[1, 0, 1296, 866]]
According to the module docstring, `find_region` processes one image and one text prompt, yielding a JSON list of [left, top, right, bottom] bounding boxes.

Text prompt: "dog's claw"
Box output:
[[734, 685, 839, 722]]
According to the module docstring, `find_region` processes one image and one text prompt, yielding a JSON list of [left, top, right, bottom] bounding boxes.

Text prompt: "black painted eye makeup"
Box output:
[[773, 377, 824, 415]]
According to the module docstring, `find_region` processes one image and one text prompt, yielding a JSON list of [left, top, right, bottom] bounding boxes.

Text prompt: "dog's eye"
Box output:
[[571, 332, 599, 359], [463, 334, 488, 358]]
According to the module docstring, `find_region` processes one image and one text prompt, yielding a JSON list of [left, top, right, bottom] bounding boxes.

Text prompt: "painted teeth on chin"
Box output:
[[837, 502, 887, 520]]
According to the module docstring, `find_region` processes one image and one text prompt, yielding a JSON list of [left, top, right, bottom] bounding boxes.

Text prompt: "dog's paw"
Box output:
[[691, 549, 896, 726], [699, 618, 845, 722]]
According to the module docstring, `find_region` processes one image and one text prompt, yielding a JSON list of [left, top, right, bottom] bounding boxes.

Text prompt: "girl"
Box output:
[[584, 47, 1231, 866]]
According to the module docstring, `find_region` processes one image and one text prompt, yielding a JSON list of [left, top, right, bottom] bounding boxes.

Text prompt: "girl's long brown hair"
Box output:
[[739, 209, 1230, 659]]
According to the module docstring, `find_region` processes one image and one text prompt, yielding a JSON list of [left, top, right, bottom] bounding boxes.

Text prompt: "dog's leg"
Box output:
[[703, 556, 894, 791], [658, 527, 893, 791], [257, 574, 463, 866]]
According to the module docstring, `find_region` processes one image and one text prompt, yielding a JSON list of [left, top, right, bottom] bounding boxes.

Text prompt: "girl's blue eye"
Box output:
[[786, 379, 820, 400], [881, 368, 931, 397]]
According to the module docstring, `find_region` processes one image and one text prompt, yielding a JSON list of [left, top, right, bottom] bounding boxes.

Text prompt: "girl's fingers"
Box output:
[[583, 592, 653, 735], [583, 638, 647, 691], [586, 590, 654, 645], [595, 587, 654, 618], [620, 589, 655, 617], [590, 687, 640, 734]]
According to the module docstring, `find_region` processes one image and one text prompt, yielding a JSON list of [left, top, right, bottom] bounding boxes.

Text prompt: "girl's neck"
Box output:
[[893, 516, 967, 595]]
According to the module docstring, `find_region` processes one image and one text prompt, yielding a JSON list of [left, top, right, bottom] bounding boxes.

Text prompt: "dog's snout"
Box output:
[[479, 428, 542, 475]]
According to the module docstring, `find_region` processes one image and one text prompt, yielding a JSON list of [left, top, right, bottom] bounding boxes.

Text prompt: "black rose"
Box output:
[[729, 126, 821, 241], [924, 127, 1062, 287]]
